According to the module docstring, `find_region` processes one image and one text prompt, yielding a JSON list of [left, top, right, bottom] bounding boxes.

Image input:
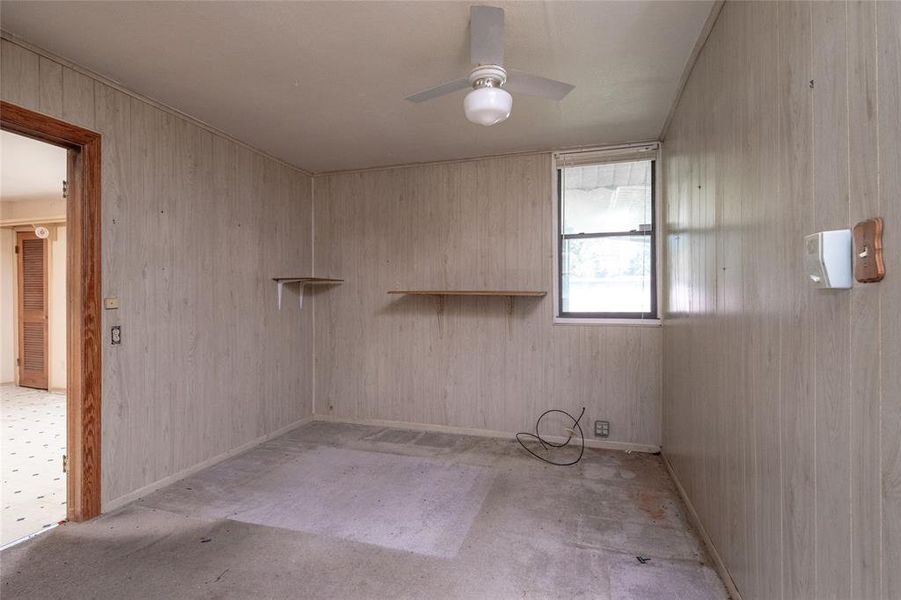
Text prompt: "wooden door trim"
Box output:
[[2, 101, 102, 521]]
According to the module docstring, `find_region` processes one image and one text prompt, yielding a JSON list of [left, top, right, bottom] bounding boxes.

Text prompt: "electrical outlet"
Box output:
[[595, 420, 610, 438], [111, 325, 121, 345]]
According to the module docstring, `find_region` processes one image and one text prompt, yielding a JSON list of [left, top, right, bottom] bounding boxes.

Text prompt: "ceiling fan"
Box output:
[[406, 5, 575, 126]]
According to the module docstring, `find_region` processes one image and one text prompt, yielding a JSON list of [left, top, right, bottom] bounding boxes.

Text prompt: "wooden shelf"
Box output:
[[274, 277, 343, 310], [388, 290, 546, 297], [273, 277, 344, 284], [388, 290, 546, 315]]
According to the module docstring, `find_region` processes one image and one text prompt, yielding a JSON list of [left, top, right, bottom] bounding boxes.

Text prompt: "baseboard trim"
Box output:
[[102, 415, 315, 513], [662, 453, 742, 600], [313, 414, 660, 454]]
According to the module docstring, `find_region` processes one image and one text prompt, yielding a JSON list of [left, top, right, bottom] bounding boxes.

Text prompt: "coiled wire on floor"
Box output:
[[515, 407, 586, 466]]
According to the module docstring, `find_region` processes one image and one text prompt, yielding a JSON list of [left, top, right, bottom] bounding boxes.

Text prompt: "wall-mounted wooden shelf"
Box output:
[[274, 277, 343, 310], [388, 290, 546, 315], [388, 290, 546, 297]]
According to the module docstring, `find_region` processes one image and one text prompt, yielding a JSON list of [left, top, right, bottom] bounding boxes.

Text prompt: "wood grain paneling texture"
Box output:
[[1, 37, 315, 508], [314, 155, 661, 447], [662, 2, 900, 599]]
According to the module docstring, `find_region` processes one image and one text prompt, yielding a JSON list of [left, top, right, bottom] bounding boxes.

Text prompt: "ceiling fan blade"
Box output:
[[504, 70, 575, 101], [405, 78, 471, 103], [470, 5, 504, 66]]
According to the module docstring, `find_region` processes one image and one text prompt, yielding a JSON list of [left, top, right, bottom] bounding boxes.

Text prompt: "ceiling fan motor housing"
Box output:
[[468, 65, 507, 89]]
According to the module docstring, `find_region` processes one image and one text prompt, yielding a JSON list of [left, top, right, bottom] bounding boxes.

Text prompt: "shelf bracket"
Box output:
[[274, 277, 342, 311], [505, 296, 515, 339], [276, 280, 306, 310]]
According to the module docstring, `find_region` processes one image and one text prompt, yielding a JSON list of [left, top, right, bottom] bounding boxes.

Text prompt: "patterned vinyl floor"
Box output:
[[0, 384, 66, 546]]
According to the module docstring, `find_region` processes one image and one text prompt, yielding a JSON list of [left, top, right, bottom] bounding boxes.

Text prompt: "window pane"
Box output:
[[562, 161, 652, 234], [561, 236, 652, 314]]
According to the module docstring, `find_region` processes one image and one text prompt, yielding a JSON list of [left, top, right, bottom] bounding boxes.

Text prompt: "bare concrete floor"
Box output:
[[0, 421, 728, 599]]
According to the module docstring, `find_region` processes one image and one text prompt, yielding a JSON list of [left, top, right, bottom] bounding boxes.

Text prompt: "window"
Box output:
[[557, 153, 657, 320]]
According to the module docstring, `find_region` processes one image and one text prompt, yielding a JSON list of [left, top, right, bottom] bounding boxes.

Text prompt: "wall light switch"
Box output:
[[104, 297, 120, 309]]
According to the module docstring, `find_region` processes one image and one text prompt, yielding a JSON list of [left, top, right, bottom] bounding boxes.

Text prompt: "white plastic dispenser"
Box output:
[[804, 229, 852, 289]]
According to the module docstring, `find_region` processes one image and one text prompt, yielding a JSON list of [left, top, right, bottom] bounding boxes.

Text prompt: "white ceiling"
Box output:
[[0, 130, 67, 202], [0, 1, 714, 173]]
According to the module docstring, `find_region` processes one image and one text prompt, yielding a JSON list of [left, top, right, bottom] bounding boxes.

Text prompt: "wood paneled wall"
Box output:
[[661, 2, 900, 599], [313, 155, 661, 448], [1, 37, 315, 508]]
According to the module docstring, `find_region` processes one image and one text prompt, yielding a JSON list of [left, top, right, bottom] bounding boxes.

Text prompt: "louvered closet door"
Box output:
[[17, 231, 49, 390]]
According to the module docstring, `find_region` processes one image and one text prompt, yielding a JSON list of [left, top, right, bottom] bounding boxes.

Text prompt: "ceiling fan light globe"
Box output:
[[463, 86, 512, 126]]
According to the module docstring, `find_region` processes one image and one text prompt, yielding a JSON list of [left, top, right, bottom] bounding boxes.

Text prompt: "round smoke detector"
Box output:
[[34, 226, 50, 239]]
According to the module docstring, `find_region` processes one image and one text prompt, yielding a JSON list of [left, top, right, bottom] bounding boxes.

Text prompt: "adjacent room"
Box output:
[[0, 130, 68, 546], [0, 1, 897, 599]]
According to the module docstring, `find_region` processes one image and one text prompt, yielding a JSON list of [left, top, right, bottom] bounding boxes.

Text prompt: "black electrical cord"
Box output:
[[515, 407, 586, 466]]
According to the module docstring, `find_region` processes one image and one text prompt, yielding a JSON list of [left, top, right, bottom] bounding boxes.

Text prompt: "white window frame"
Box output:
[[551, 143, 663, 327]]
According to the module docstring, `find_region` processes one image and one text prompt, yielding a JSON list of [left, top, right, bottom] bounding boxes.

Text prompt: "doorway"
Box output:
[[1, 130, 69, 545], [0, 102, 101, 543]]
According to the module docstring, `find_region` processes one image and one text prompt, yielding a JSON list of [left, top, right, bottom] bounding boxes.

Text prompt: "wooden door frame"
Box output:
[[1, 101, 101, 521]]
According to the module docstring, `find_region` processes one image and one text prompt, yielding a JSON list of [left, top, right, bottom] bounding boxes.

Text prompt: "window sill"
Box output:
[[553, 317, 662, 327]]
